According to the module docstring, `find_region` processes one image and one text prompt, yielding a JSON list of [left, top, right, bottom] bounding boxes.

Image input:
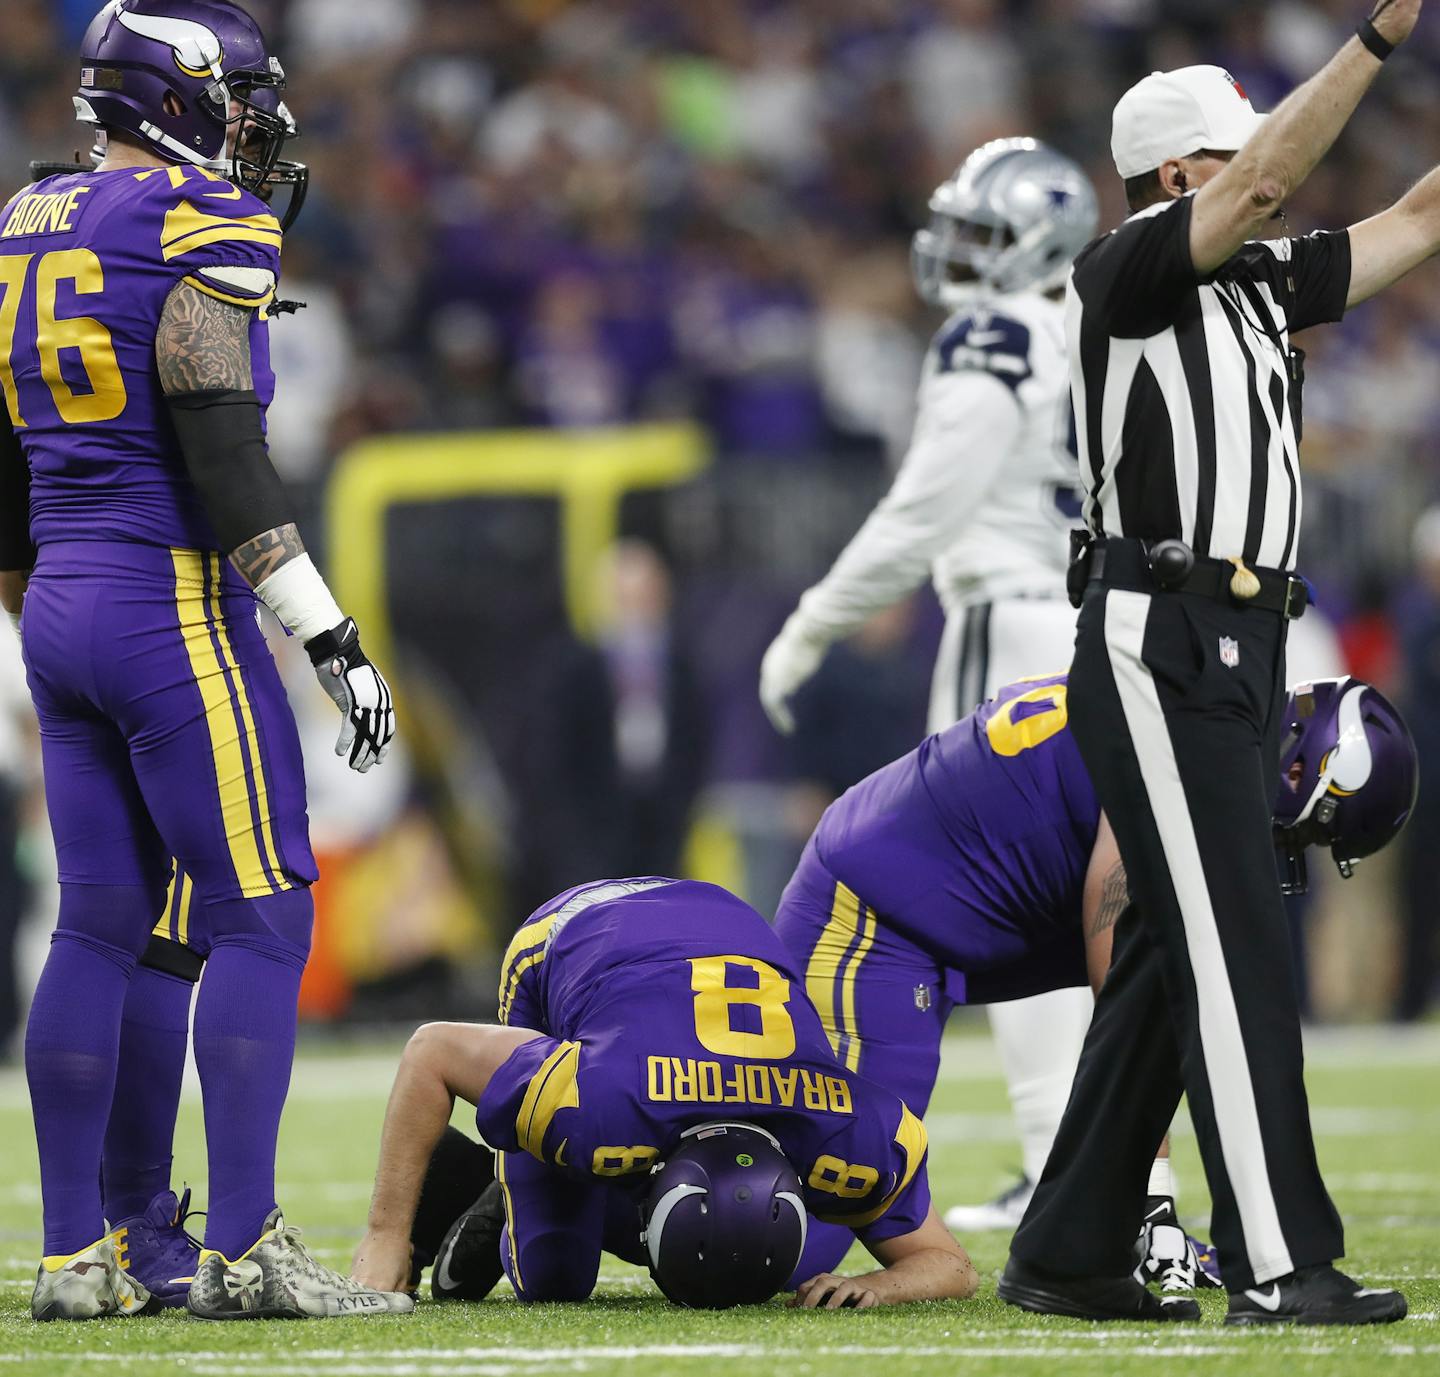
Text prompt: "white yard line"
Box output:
[[4, 1342, 1438, 1375]]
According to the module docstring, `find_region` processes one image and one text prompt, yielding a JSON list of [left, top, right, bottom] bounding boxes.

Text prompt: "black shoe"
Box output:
[[431, 1181, 507, 1302], [1225, 1264, 1406, 1326], [999, 1255, 1201, 1321]]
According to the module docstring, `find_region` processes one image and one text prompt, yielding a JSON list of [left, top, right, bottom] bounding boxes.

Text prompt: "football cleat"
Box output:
[[999, 1254, 1201, 1322], [31, 1234, 160, 1321], [944, 1174, 1033, 1232], [431, 1180, 506, 1302], [1132, 1196, 1223, 1292], [187, 1210, 414, 1320], [1225, 1264, 1406, 1326], [111, 1187, 202, 1309]]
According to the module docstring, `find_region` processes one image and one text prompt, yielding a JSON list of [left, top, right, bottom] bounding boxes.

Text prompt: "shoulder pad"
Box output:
[[141, 165, 282, 272], [933, 310, 1033, 393]]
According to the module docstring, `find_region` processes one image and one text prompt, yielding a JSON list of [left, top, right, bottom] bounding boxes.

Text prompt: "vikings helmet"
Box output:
[[1273, 677, 1419, 895], [912, 138, 1099, 308], [640, 1122, 807, 1309], [74, 1, 307, 224]]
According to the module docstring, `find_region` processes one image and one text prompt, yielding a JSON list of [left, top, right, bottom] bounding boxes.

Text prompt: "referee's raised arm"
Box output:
[[997, 1, 1421, 1331], [1187, 0, 1419, 271]]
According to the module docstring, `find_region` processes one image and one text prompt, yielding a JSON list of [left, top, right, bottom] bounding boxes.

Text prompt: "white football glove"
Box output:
[[759, 616, 831, 735], [304, 618, 396, 773]]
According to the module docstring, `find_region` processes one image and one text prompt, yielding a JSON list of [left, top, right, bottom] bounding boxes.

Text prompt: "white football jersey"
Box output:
[[790, 290, 1078, 644], [925, 292, 1078, 610]]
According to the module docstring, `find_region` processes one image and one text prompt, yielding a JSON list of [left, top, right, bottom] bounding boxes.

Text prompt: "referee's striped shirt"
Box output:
[[1066, 195, 1351, 572]]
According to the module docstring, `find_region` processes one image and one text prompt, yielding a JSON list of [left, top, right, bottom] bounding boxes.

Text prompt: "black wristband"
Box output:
[[304, 616, 364, 667], [1357, 17, 1395, 60]]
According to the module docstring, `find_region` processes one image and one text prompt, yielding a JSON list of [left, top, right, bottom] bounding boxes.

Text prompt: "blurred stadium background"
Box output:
[[0, 0, 1437, 1047]]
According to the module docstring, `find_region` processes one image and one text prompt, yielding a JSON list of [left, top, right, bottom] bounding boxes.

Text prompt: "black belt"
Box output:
[[1086, 537, 1308, 620]]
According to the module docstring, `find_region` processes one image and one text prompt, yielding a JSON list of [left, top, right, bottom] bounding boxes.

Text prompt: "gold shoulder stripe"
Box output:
[[160, 201, 281, 263], [516, 1040, 581, 1159], [182, 273, 274, 310], [497, 912, 562, 1020]]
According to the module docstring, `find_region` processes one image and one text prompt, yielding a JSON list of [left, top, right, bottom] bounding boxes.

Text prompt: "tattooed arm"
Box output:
[[156, 281, 304, 585], [1082, 812, 1128, 993], [157, 280, 397, 771]]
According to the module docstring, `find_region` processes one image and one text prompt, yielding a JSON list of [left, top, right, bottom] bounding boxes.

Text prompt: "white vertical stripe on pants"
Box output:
[[1102, 588, 1294, 1283]]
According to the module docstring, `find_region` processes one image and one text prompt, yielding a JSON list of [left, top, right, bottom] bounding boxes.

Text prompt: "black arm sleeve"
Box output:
[[166, 389, 294, 554], [1071, 197, 1200, 338], [0, 415, 34, 571]]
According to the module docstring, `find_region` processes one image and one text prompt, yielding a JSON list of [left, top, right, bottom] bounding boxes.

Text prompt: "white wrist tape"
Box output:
[[253, 554, 345, 645]]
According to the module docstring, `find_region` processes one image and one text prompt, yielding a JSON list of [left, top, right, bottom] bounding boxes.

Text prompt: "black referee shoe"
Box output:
[[431, 1181, 507, 1302], [999, 1256, 1201, 1322], [1225, 1265, 1406, 1326]]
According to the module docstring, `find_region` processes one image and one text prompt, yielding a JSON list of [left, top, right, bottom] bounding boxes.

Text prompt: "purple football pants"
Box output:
[[22, 542, 317, 1257]]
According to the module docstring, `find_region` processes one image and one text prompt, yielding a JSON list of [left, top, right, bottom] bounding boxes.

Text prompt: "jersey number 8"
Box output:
[[0, 250, 127, 426], [689, 955, 797, 1060]]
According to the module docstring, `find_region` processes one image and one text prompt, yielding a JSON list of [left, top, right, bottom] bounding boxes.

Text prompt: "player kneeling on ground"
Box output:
[[351, 879, 979, 1309], [770, 672, 1415, 1320]]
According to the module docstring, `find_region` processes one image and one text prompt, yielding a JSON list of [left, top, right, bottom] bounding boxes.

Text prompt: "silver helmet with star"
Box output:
[[912, 137, 1099, 307]]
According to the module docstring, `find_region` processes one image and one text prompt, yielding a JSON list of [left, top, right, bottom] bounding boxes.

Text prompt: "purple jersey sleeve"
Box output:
[[155, 170, 282, 309], [477, 1033, 663, 1181], [806, 1090, 931, 1242]]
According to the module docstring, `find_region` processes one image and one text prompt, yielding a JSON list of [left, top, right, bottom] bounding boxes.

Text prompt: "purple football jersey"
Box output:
[[0, 165, 281, 549], [480, 878, 931, 1242], [812, 673, 1100, 970]]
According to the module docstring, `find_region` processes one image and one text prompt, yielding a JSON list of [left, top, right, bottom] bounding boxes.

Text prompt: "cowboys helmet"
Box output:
[[912, 138, 1098, 307], [640, 1122, 807, 1309], [75, 1, 308, 225], [1273, 677, 1419, 894]]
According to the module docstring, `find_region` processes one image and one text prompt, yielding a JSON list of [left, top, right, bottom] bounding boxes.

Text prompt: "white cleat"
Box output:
[[187, 1210, 414, 1320], [31, 1234, 159, 1321], [944, 1175, 1034, 1233]]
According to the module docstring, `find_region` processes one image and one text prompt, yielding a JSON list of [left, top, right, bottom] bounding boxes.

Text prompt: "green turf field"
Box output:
[[1, 1024, 1437, 1376]]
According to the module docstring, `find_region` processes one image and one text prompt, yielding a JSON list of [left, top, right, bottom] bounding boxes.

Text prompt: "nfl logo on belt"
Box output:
[[1219, 636, 1240, 668]]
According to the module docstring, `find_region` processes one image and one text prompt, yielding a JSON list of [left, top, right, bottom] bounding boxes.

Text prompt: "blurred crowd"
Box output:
[[1, 0, 1439, 1034]]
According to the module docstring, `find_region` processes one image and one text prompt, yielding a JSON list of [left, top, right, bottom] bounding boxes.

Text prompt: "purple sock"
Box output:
[[194, 890, 312, 1259], [102, 965, 194, 1222], [25, 886, 152, 1256]]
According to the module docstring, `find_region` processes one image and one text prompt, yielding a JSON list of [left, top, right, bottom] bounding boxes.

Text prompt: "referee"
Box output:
[[1000, 0, 1433, 1327]]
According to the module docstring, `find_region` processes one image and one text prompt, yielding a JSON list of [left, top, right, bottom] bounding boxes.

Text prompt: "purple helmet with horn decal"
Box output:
[[640, 1122, 807, 1309], [1273, 676, 1418, 894], [75, 1, 306, 221]]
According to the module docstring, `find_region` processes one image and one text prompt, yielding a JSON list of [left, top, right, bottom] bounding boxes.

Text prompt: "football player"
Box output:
[[350, 878, 980, 1311], [759, 139, 1102, 1231], [772, 673, 1415, 1314], [0, 1, 401, 1321]]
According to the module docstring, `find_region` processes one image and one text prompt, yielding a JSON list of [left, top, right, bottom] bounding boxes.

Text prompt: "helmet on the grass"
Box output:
[[641, 1122, 807, 1309], [1273, 676, 1418, 894]]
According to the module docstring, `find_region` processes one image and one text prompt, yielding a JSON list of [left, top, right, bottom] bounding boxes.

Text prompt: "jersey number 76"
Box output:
[[0, 250, 127, 426]]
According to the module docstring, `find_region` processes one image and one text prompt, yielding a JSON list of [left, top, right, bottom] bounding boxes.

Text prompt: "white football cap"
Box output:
[[1111, 65, 1267, 179]]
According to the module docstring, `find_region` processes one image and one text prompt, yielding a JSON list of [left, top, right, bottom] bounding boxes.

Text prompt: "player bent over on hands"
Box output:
[[760, 140, 1102, 1233], [0, 1, 399, 1321], [352, 879, 980, 1310], [767, 673, 1414, 1319]]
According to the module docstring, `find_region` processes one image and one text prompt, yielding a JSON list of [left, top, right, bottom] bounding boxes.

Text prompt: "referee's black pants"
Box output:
[[1010, 579, 1343, 1292]]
